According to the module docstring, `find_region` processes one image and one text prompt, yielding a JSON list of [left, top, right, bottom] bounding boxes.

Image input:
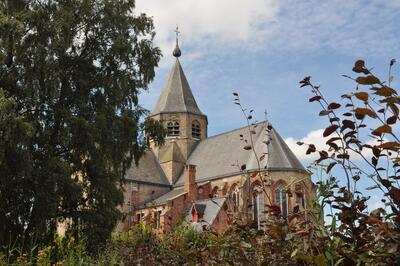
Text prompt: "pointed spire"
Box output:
[[151, 59, 204, 116], [173, 25, 181, 58], [151, 26, 205, 117]]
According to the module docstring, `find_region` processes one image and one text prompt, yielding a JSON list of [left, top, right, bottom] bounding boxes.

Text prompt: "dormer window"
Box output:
[[167, 121, 180, 136], [191, 204, 206, 222], [192, 120, 201, 138]]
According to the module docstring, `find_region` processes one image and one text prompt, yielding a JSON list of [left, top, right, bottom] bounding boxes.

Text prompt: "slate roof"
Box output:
[[151, 59, 205, 116], [185, 197, 226, 229], [146, 188, 186, 206], [125, 150, 170, 186], [159, 141, 185, 164], [174, 122, 306, 186]]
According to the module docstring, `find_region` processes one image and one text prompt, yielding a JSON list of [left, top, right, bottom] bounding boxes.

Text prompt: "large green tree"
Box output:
[[0, 0, 163, 250]]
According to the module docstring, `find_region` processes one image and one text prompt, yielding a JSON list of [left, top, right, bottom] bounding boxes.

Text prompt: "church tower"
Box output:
[[149, 27, 207, 185]]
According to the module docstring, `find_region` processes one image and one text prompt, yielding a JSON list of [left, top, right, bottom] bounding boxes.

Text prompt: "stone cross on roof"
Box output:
[[173, 25, 181, 58], [174, 25, 180, 39], [151, 27, 205, 116]]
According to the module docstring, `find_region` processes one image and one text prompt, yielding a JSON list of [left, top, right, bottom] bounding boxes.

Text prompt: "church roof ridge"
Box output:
[[203, 121, 269, 141]]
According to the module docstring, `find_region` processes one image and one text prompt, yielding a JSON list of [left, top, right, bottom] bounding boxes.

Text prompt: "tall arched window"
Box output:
[[275, 184, 288, 217], [167, 121, 180, 136], [252, 186, 265, 229], [192, 120, 201, 138], [229, 185, 240, 207]]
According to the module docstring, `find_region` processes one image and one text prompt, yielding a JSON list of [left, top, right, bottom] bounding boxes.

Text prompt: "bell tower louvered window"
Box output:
[[167, 121, 180, 136], [192, 120, 201, 138]]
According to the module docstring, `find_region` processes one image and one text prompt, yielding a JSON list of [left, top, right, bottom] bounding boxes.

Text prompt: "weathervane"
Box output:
[[173, 25, 182, 58]]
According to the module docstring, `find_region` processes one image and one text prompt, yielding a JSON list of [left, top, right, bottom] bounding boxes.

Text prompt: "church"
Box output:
[[115, 31, 314, 233]]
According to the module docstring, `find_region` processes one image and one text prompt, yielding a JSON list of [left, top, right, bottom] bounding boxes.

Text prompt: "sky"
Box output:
[[134, 0, 400, 209]]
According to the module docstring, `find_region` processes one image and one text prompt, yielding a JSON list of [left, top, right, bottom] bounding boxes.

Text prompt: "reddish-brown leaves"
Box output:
[[372, 124, 392, 136], [378, 141, 400, 150], [323, 125, 339, 137], [306, 144, 316, 155], [326, 137, 340, 151], [372, 86, 396, 97], [309, 96, 322, 102], [337, 153, 350, 159], [390, 104, 399, 116], [326, 162, 336, 174], [356, 75, 381, 85], [335, 197, 351, 203], [354, 91, 369, 102], [299, 76, 311, 87], [341, 119, 355, 131], [328, 102, 341, 110], [316, 151, 329, 164], [319, 110, 332, 116], [267, 204, 281, 214], [365, 216, 383, 225], [352, 60, 369, 74], [381, 179, 392, 188], [372, 146, 381, 157], [388, 187, 400, 205], [354, 108, 377, 119], [386, 116, 397, 125]]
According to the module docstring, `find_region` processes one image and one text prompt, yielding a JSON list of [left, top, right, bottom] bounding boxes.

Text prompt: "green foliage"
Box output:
[[0, 233, 124, 265], [0, 0, 164, 253]]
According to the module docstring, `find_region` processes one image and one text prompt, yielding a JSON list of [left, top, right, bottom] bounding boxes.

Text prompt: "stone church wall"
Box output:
[[115, 181, 170, 232]]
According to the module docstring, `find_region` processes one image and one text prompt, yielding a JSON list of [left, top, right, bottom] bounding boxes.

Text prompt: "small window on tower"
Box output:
[[192, 120, 201, 138], [167, 121, 180, 136]]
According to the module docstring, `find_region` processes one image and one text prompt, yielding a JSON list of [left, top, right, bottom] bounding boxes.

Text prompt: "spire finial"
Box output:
[[173, 25, 181, 58]]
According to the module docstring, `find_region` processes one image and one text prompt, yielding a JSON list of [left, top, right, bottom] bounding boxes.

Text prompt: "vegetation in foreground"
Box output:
[[1, 60, 400, 265]]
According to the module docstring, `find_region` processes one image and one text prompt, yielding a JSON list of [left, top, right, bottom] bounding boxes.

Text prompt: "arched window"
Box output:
[[252, 186, 265, 229], [167, 121, 180, 136], [296, 193, 305, 209], [192, 120, 201, 138], [275, 184, 288, 217], [229, 185, 240, 207]]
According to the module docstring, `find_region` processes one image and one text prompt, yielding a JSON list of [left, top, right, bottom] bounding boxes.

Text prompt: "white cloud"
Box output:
[[136, 0, 278, 58], [135, 0, 400, 61], [285, 128, 385, 161], [368, 194, 386, 211], [285, 129, 326, 160]]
